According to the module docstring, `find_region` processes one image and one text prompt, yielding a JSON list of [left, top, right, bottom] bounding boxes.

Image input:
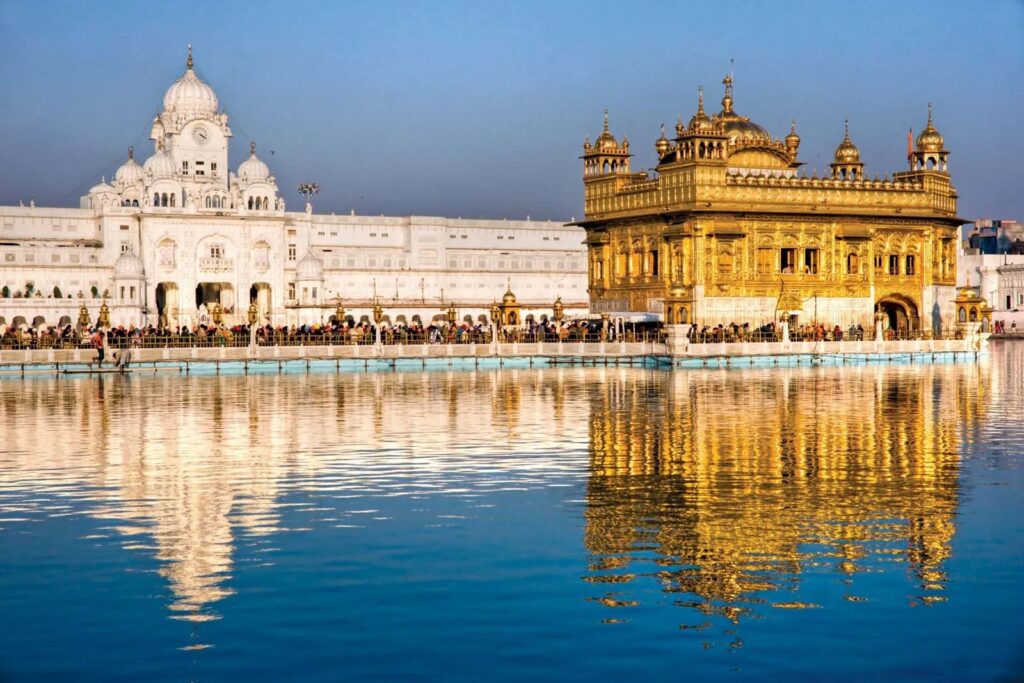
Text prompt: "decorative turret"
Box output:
[[582, 110, 632, 177], [655, 124, 670, 158], [670, 86, 728, 164], [830, 118, 865, 180], [910, 103, 948, 172], [785, 120, 801, 159]]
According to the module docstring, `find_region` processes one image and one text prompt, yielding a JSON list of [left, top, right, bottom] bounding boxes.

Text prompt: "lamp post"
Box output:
[[335, 300, 346, 326], [490, 301, 501, 345], [298, 182, 320, 211], [373, 298, 383, 348], [97, 299, 111, 330], [247, 301, 258, 326], [447, 302, 457, 326], [78, 304, 91, 332], [552, 296, 564, 324], [211, 301, 223, 326]]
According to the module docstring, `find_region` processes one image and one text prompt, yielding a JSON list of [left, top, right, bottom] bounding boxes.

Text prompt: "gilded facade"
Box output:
[[577, 76, 961, 332]]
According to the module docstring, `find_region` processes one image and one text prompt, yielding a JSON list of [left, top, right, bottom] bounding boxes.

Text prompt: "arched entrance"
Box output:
[[877, 295, 919, 335], [156, 282, 180, 327], [249, 282, 271, 321]]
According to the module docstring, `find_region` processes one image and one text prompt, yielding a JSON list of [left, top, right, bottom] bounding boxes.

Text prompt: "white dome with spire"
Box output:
[[237, 142, 271, 181], [114, 147, 145, 185], [89, 177, 116, 195], [162, 45, 219, 116], [113, 251, 145, 279], [144, 145, 176, 179], [296, 250, 324, 280]]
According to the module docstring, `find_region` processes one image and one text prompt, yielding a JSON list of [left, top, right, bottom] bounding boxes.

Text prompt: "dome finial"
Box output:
[[721, 68, 734, 114], [843, 117, 850, 141], [927, 102, 933, 126], [127, 145, 134, 160], [603, 109, 609, 133], [186, 44, 193, 70], [697, 85, 705, 114], [250, 141, 256, 156]]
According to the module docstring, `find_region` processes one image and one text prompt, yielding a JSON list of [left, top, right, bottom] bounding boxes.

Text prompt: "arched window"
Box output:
[[263, 196, 269, 209], [169, 193, 176, 207], [161, 193, 168, 207], [969, 306, 978, 322], [205, 197, 212, 208], [602, 161, 609, 174], [132, 199, 139, 207], [958, 307, 966, 323], [846, 253, 858, 274], [153, 193, 160, 206], [248, 197, 254, 210]]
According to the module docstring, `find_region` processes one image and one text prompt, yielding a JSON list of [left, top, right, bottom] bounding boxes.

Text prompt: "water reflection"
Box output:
[[0, 369, 589, 624], [584, 362, 989, 624]]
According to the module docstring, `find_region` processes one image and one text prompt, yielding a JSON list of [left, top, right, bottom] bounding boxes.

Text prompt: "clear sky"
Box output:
[[0, 0, 1021, 221]]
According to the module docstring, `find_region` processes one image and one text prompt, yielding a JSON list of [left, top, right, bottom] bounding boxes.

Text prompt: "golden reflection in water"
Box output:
[[583, 362, 989, 621], [0, 369, 585, 622]]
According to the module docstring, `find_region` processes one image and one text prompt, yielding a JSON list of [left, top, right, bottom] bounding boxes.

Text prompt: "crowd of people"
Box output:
[[3, 315, 973, 353]]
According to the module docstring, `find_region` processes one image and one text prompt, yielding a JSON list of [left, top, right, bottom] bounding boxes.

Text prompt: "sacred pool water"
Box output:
[[1, 345, 1022, 681]]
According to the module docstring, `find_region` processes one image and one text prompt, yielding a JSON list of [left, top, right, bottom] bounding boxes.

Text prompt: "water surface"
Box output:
[[1, 346, 1022, 680]]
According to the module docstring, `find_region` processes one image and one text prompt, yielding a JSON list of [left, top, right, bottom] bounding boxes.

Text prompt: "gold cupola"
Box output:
[[581, 109, 633, 178], [655, 123, 670, 158], [831, 118, 864, 180], [785, 119, 801, 158], [688, 86, 714, 134], [911, 103, 949, 172]]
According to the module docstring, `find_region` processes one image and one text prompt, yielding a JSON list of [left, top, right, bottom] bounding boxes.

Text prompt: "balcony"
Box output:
[[198, 257, 235, 273]]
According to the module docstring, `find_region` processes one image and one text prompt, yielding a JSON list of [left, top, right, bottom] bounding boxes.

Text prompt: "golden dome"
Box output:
[[595, 109, 618, 150], [687, 86, 714, 133], [655, 124, 670, 156], [785, 120, 800, 149], [714, 75, 772, 144], [916, 103, 945, 152], [502, 286, 517, 304], [834, 119, 860, 163]]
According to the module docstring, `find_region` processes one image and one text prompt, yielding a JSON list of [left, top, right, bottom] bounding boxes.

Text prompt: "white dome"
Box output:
[[144, 146, 176, 179], [114, 148, 144, 185], [238, 142, 270, 181], [113, 251, 145, 278], [89, 177, 116, 195], [162, 48, 218, 115], [296, 250, 324, 280]]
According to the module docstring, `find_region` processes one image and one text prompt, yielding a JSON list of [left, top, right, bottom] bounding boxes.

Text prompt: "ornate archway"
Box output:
[[876, 294, 919, 334]]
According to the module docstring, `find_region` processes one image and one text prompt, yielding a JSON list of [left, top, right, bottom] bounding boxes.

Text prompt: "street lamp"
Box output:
[[247, 301, 258, 326], [447, 302, 457, 325], [552, 296, 564, 323], [298, 182, 320, 210], [335, 299, 346, 325], [97, 299, 111, 330], [373, 299, 384, 325], [211, 301, 222, 326], [78, 304, 91, 330]]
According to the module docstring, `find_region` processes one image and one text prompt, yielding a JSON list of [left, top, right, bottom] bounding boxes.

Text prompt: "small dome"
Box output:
[[144, 144, 176, 179], [916, 104, 945, 152], [687, 87, 714, 133], [237, 142, 270, 181], [595, 110, 618, 150], [502, 287, 517, 305], [113, 251, 145, 278], [114, 147, 144, 185], [654, 124, 670, 156], [785, 120, 801, 150], [89, 177, 116, 195], [834, 120, 860, 163], [296, 250, 324, 280], [162, 45, 219, 116]]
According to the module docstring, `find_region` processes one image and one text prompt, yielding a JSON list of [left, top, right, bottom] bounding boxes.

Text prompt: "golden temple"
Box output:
[[577, 76, 961, 333]]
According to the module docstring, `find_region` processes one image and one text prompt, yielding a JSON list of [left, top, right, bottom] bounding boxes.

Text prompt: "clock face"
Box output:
[[192, 125, 209, 145]]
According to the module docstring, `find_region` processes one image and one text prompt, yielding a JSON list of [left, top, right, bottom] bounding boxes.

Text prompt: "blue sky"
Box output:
[[0, 0, 1021, 220]]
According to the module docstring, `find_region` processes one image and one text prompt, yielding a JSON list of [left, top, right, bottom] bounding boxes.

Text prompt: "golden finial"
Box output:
[[127, 145, 134, 160], [843, 117, 850, 141], [250, 141, 256, 156], [927, 102, 933, 126], [790, 119, 796, 134], [186, 44, 193, 70], [660, 123, 666, 137], [603, 109, 609, 132], [697, 85, 705, 113]]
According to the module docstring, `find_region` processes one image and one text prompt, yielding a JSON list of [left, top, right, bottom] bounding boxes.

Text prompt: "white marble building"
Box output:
[[0, 48, 587, 331], [958, 251, 1024, 327]]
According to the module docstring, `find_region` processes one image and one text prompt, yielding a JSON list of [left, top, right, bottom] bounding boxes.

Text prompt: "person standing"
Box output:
[[92, 330, 104, 368]]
